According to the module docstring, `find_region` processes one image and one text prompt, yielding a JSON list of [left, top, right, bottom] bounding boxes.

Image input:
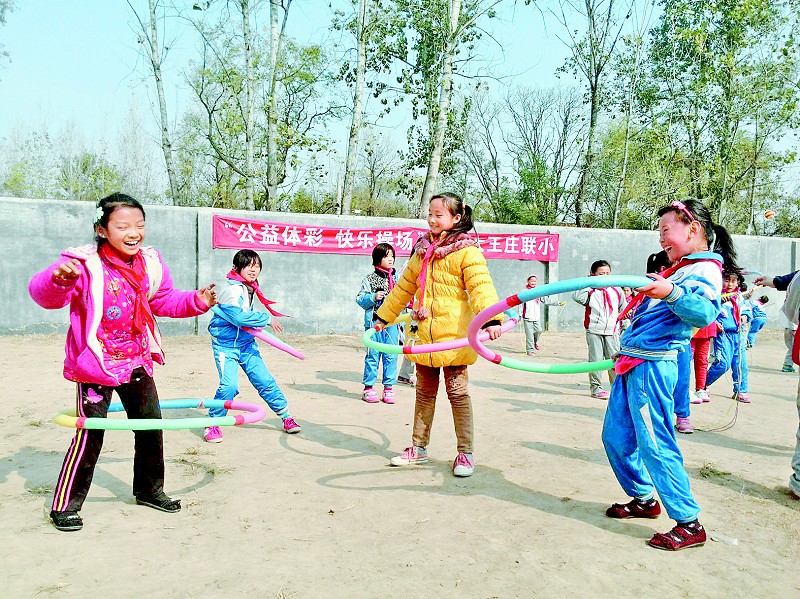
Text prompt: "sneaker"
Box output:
[[283, 417, 301, 434], [605, 498, 661, 519], [734, 392, 751, 404], [382, 387, 395, 404], [361, 388, 379, 403], [690, 392, 703, 405], [675, 416, 694, 434], [591, 390, 610, 400], [695, 389, 710, 403], [50, 510, 83, 532], [782, 365, 797, 373], [648, 521, 706, 551], [389, 446, 428, 466], [527, 350, 536, 356], [204, 426, 223, 443], [396, 376, 415, 387], [452, 452, 475, 477]]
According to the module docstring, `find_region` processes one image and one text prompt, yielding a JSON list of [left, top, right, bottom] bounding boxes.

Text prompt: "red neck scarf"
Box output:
[[375, 266, 396, 290], [227, 270, 288, 317], [617, 257, 701, 322], [414, 236, 441, 318], [99, 243, 156, 336]]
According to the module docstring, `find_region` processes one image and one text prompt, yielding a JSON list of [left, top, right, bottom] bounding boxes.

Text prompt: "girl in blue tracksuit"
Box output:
[[602, 199, 738, 551], [356, 243, 400, 404], [204, 250, 300, 443], [706, 272, 750, 403], [746, 294, 769, 348]]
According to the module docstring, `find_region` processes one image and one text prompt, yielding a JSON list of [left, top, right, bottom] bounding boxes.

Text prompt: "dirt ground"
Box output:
[[2, 328, 799, 598]]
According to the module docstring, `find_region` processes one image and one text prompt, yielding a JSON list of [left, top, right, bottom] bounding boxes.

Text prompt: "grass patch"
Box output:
[[699, 462, 731, 479]]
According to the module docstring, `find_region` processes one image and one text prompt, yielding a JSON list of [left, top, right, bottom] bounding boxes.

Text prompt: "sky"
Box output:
[[0, 1, 570, 153]]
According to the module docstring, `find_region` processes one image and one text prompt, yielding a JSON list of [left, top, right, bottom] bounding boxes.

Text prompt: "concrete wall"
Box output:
[[2, 197, 798, 336]]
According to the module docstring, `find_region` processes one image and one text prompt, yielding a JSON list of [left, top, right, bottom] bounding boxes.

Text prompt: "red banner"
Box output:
[[211, 214, 559, 261]]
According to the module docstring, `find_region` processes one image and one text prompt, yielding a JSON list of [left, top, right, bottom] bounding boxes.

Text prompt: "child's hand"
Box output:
[[485, 325, 502, 340], [197, 283, 217, 307], [637, 273, 674, 300], [52, 259, 81, 282], [270, 320, 284, 334], [375, 291, 386, 301]]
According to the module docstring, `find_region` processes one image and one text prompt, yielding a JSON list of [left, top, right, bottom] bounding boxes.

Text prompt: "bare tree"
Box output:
[[128, 0, 179, 204]]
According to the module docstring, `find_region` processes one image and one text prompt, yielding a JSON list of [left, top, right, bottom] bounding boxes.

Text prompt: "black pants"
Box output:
[[51, 368, 164, 513]]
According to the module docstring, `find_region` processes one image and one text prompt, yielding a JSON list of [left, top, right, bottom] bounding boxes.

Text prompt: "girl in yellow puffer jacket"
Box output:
[[375, 194, 502, 477]]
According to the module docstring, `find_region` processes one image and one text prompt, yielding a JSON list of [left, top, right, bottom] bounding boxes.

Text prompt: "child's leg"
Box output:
[[117, 369, 165, 499], [785, 329, 795, 368], [362, 343, 380, 387], [523, 320, 536, 353], [398, 356, 415, 381], [443, 365, 472, 454], [51, 383, 113, 513], [790, 376, 800, 495], [747, 317, 765, 346], [706, 333, 734, 388], [240, 343, 290, 419], [532, 320, 543, 348], [380, 327, 399, 386], [691, 337, 711, 390], [608, 361, 701, 522], [586, 332, 605, 393], [674, 347, 692, 418], [210, 344, 242, 418], [412, 365, 440, 448], [730, 335, 748, 393], [602, 333, 620, 386], [602, 373, 655, 501]]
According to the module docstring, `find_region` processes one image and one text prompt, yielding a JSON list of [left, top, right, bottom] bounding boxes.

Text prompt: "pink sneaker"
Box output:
[[452, 452, 475, 477], [361, 388, 379, 403], [734, 392, 751, 404], [382, 387, 395, 404], [389, 446, 428, 466], [675, 416, 694, 434], [282, 417, 301, 434], [204, 426, 223, 443], [591, 390, 610, 400]]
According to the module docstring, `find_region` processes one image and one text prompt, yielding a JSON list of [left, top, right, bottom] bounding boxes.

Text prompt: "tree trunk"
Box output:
[[419, 0, 461, 217], [341, 0, 369, 216], [242, 0, 255, 210], [135, 0, 179, 205], [266, 0, 288, 206], [575, 85, 598, 227]]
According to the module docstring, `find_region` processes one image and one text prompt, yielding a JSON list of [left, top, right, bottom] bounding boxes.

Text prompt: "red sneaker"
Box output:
[[605, 498, 661, 519], [648, 522, 706, 550]]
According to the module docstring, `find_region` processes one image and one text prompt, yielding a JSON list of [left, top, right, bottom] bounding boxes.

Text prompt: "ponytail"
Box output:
[[711, 223, 740, 275]]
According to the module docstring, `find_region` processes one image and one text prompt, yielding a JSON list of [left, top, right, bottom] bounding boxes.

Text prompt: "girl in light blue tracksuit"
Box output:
[[204, 250, 300, 443], [706, 273, 750, 402], [602, 199, 738, 551]]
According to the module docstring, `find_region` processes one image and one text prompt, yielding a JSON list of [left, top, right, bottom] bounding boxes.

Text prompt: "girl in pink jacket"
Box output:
[[29, 193, 217, 532]]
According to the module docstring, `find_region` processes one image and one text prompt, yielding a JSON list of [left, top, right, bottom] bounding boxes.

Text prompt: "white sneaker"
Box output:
[[695, 389, 710, 402], [690, 392, 703, 404]]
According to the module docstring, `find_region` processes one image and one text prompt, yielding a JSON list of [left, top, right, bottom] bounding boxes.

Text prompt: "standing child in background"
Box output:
[[374, 193, 502, 477], [745, 294, 769, 348], [572, 260, 625, 399], [356, 243, 399, 403], [28, 193, 217, 532], [395, 259, 417, 387], [705, 272, 750, 403], [520, 274, 564, 355], [603, 199, 737, 551], [754, 271, 798, 373], [205, 249, 300, 443]]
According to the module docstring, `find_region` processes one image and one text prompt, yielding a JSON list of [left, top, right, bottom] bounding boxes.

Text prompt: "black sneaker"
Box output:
[[50, 510, 83, 532], [135, 492, 181, 513]]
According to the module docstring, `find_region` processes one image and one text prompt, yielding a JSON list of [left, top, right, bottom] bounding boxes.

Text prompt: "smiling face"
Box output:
[[527, 276, 537, 287], [239, 259, 262, 284], [97, 206, 146, 259], [427, 197, 460, 237], [659, 211, 706, 263]]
